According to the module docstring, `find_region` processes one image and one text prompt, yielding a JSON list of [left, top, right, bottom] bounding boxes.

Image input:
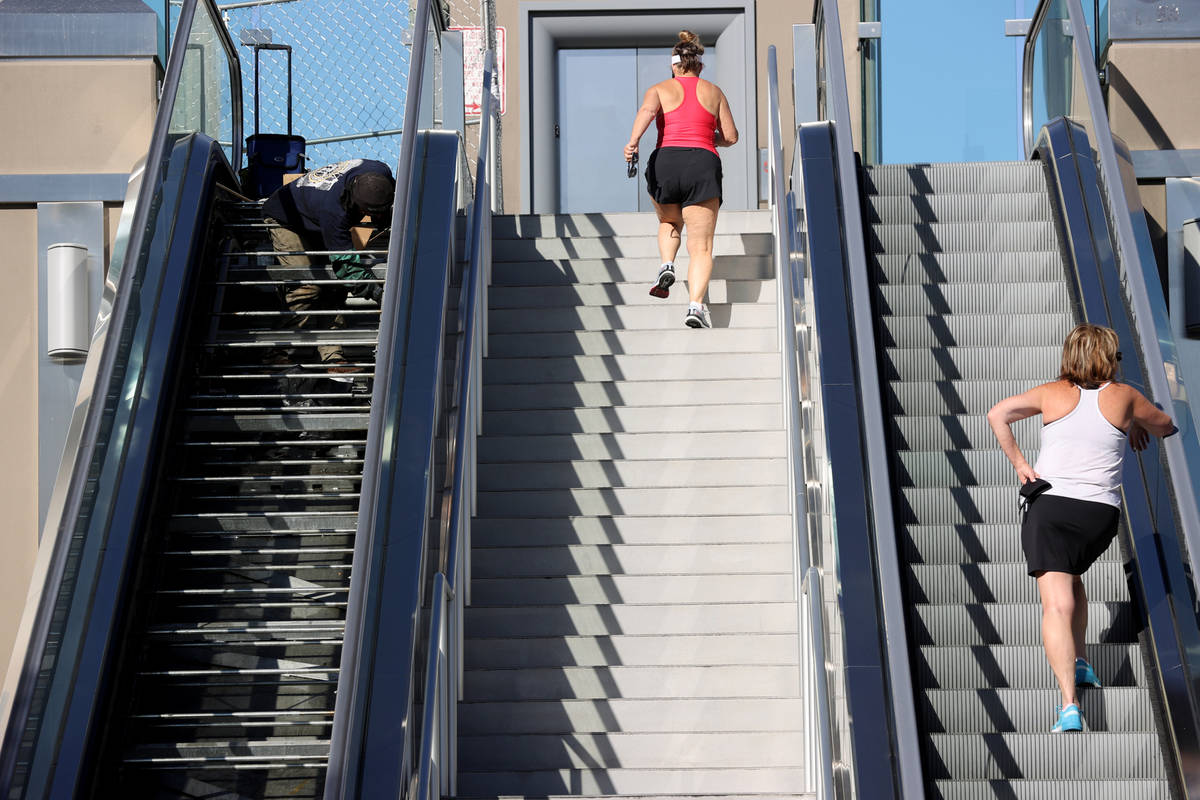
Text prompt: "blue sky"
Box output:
[[881, 0, 1032, 163]]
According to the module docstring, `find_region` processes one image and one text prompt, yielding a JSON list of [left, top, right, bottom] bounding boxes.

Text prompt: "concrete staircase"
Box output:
[[456, 210, 810, 798]]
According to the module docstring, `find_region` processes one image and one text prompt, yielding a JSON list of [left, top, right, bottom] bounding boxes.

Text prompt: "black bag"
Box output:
[[626, 152, 638, 179], [244, 44, 307, 198], [1018, 478, 1052, 512]]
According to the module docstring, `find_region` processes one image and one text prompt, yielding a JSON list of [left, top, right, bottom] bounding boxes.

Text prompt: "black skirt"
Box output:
[[1021, 494, 1119, 576], [645, 147, 723, 208]]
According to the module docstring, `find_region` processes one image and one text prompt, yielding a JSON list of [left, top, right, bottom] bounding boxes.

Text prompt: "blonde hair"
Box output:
[[673, 30, 704, 74], [1058, 323, 1120, 388]]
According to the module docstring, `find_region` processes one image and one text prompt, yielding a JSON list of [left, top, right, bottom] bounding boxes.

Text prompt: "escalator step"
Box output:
[[913, 602, 1135, 646], [873, 251, 1063, 284], [906, 560, 1126, 603], [880, 314, 1073, 349], [926, 732, 1165, 780], [869, 221, 1058, 254], [864, 161, 1046, 196], [895, 449, 1038, 486], [883, 347, 1060, 381], [890, 415, 1039, 452], [866, 192, 1053, 224], [921, 687, 1155, 733], [916, 643, 1143, 689], [902, 524, 1120, 564], [875, 283, 1070, 316], [930, 779, 1169, 800]]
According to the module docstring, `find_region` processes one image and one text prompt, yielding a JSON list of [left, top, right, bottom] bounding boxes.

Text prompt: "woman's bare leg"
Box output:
[[681, 198, 719, 304], [651, 200, 683, 265], [1072, 576, 1087, 661], [1036, 571, 1079, 707]]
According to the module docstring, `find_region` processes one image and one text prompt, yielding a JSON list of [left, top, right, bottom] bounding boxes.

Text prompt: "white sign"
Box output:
[[450, 26, 507, 118]]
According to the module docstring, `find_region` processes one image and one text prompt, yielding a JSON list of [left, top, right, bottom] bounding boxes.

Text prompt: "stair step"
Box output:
[[483, 404, 782, 435], [473, 542, 792, 578], [455, 767, 807, 797], [479, 458, 787, 489], [463, 664, 801, 701], [906, 560, 1126, 603], [476, 485, 788, 517], [489, 210, 773, 239], [864, 162, 1046, 196], [921, 687, 1156, 733], [913, 602, 1136, 645], [471, 573, 792, 605], [484, 378, 782, 410], [491, 254, 773, 285], [875, 283, 1070, 316], [489, 279, 775, 309], [456, 731, 804, 770], [458, 697, 804, 734], [478, 430, 786, 462], [487, 303, 777, 332], [873, 251, 1064, 284], [486, 327, 778, 357], [464, 633, 801, 669], [926, 732, 1165, 779], [883, 346, 1060, 382], [869, 221, 1058, 254], [917, 644, 1142, 688], [471, 514, 792, 546], [866, 192, 1053, 224], [880, 314, 1073, 349], [464, 602, 798, 638], [492, 233, 772, 261], [483, 352, 781, 384]]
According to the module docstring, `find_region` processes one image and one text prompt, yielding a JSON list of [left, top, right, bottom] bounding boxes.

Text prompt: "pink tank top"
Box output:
[[656, 77, 718, 154]]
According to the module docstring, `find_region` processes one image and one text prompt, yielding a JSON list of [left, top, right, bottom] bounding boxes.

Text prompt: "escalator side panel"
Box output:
[[15, 134, 239, 800], [1040, 117, 1200, 794]]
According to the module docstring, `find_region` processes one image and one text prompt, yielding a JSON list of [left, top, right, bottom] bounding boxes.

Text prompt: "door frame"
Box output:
[[518, 0, 758, 214]]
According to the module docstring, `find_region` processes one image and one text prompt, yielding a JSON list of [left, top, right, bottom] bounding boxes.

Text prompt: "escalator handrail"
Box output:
[[0, 0, 240, 789], [810, 1, 924, 796], [1024, 0, 1200, 579], [766, 44, 833, 800]]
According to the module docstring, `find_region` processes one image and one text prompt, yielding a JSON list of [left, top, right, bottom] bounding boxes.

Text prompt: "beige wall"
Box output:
[[0, 57, 156, 670], [0, 208, 41, 665], [492, 0, 862, 212]]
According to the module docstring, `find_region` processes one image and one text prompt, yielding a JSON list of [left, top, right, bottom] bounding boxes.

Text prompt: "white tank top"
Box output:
[[1033, 383, 1126, 507]]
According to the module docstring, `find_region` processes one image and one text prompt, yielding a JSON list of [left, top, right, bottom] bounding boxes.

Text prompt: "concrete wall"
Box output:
[[493, 0, 862, 213], [0, 56, 157, 672]]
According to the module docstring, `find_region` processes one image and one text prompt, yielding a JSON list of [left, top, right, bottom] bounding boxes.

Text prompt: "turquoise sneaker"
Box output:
[[1051, 703, 1083, 733], [1075, 657, 1102, 688]]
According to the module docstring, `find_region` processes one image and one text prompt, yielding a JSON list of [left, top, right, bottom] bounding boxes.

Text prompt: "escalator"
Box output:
[[864, 159, 1173, 797], [89, 194, 383, 798]]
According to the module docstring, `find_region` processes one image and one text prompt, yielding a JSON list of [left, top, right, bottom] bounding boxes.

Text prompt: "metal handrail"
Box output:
[[0, 0, 241, 790], [412, 48, 496, 800], [812, 0, 924, 795], [1023, 0, 1200, 604], [766, 44, 832, 799]]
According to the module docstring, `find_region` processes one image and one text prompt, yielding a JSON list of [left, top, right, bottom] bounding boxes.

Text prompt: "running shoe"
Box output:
[[1051, 703, 1083, 733], [1075, 657, 1102, 688], [684, 303, 711, 329], [650, 263, 675, 298]]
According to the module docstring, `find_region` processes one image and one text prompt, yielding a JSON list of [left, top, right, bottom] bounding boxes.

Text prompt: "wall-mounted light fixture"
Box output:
[[46, 242, 90, 358]]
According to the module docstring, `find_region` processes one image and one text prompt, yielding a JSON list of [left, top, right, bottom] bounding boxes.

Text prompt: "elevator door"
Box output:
[[557, 47, 697, 213]]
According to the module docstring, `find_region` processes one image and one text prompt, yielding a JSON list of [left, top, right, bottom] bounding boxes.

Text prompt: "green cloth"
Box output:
[[331, 252, 374, 282]]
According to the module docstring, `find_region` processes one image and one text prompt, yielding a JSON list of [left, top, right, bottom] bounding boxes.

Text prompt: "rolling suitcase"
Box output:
[[244, 43, 306, 198]]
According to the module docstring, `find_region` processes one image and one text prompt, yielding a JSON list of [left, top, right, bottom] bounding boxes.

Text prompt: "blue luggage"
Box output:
[[244, 44, 306, 198]]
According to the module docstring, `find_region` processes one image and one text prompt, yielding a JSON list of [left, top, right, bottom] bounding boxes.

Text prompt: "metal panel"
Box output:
[[793, 24, 817, 127], [0, 0, 158, 59], [1108, 0, 1200, 40], [1132, 149, 1200, 179], [556, 49, 638, 213], [0, 174, 131, 204], [36, 202, 105, 532]]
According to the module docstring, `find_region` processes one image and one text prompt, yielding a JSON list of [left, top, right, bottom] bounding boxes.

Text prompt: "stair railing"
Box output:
[[0, 1, 242, 794], [766, 44, 835, 800], [411, 48, 496, 800]]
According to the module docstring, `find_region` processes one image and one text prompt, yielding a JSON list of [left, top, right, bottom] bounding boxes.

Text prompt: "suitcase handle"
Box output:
[[252, 43, 293, 136]]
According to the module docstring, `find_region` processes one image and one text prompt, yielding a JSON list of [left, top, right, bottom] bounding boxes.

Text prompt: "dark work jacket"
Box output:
[[262, 159, 393, 252]]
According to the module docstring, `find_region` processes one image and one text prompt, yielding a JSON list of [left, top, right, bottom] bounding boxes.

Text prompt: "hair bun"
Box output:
[[678, 30, 699, 46]]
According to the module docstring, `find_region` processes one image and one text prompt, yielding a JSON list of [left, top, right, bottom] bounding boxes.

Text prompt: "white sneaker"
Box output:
[[650, 263, 675, 298], [684, 303, 711, 328]]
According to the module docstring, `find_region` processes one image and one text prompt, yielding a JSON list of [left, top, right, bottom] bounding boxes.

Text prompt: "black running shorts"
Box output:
[[1021, 494, 1119, 576], [645, 147, 723, 208]]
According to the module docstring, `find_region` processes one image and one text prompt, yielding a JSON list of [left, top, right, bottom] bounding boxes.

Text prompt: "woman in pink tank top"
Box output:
[[623, 31, 739, 329], [988, 324, 1174, 733]]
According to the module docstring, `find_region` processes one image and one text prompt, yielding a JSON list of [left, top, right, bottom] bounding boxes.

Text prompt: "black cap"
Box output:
[[350, 173, 395, 216]]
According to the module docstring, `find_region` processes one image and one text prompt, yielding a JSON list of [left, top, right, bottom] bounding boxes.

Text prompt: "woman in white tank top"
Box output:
[[988, 324, 1174, 733]]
